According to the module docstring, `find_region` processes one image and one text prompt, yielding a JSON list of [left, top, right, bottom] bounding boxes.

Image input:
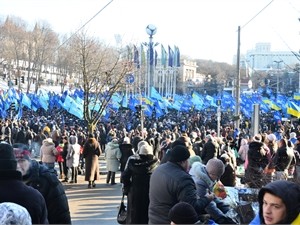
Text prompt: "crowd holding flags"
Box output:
[[2, 42, 300, 124], [1, 84, 300, 124]]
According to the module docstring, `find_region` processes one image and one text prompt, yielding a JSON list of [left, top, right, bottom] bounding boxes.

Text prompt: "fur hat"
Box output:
[[0, 202, 32, 225], [168, 202, 199, 224], [253, 134, 262, 142], [139, 145, 153, 155], [206, 158, 225, 178], [0, 143, 17, 171], [169, 145, 190, 162]]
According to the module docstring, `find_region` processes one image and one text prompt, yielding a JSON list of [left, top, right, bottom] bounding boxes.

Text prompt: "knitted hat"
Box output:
[[169, 145, 190, 162], [0, 202, 32, 225], [290, 132, 296, 139], [267, 133, 276, 142], [168, 202, 199, 224], [0, 143, 17, 171], [139, 145, 153, 155], [205, 134, 212, 140], [111, 139, 119, 144], [206, 158, 225, 178]]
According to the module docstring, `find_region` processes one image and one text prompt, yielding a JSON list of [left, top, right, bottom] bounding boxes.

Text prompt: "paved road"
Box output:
[[64, 157, 123, 225]]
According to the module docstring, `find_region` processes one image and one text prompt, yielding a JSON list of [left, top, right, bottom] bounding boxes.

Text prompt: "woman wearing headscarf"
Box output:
[[250, 180, 300, 225]]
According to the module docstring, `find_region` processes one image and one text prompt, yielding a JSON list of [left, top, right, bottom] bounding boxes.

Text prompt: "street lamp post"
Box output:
[[145, 24, 157, 97], [274, 60, 283, 96]]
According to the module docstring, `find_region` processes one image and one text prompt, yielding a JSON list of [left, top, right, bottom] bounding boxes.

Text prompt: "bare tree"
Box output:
[[1, 16, 27, 89], [55, 35, 75, 94], [30, 21, 59, 93], [68, 31, 131, 133]]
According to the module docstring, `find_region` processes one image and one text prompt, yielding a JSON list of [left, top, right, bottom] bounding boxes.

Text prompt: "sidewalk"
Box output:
[[64, 157, 123, 225]]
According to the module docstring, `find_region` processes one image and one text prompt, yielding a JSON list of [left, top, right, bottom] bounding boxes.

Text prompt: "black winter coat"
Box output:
[[148, 161, 211, 224], [24, 160, 71, 224], [0, 170, 48, 224], [119, 143, 134, 172], [122, 154, 159, 224]]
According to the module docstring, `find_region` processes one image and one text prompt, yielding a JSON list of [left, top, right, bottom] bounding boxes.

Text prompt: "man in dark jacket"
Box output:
[[14, 144, 71, 224], [148, 145, 214, 224], [0, 143, 48, 224]]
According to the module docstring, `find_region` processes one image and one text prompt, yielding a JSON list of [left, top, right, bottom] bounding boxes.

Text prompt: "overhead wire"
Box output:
[[56, 0, 114, 52], [241, 0, 275, 29]]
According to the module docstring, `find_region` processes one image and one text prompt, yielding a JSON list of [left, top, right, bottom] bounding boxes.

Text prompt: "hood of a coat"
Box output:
[[258, 180, 300, 224], [128, 155, 159, 175], [189, 161, 215, 189]]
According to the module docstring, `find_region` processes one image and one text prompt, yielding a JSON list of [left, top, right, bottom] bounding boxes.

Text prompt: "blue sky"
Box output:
[[1, 0, 300, 64]]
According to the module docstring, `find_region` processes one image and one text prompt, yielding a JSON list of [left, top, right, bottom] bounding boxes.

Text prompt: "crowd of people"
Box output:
[[0, 106, 299, 224]]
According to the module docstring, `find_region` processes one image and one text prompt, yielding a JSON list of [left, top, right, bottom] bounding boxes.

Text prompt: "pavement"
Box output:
[[63, 157, 123, 225]]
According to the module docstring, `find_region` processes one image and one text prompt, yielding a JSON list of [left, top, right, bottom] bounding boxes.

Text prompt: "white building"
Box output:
[[242, 42, 299, 70]]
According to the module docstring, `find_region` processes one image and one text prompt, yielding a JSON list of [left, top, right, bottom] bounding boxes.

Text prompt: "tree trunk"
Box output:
[[87, 122, 96, 135]]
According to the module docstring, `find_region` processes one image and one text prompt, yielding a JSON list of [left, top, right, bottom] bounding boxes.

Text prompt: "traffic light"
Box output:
[[21, 76, 25, 83], [135, 105, 142, 118], [14, 79, 17, 85], [10, 103, 16, 111]]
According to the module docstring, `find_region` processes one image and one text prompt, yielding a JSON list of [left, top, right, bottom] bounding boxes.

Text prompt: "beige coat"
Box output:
[[40, 138, 58, 163]]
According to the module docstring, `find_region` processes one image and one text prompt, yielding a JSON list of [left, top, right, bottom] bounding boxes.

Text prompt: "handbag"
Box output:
[[117, 194, 127, 224], [235, 202, 255, 224]]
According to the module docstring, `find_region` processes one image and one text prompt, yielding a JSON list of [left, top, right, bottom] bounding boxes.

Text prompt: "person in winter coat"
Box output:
[[55, 140, 65, 179], [201, 134, 219, 164], [219, 153, 236, 187], [105, 139, 122, 185], [61, 136, 69, 182], [244, 134, 269, 188], [148, 145, 215, 224], [273, 138, 295, 180], [249, 180, 300, 225], [0, 143, 48, 224], [13, 143, 71, 224], [66, 135, 81, 183], [40, 138, 58, 171], [83, 134, 101, 188], [122, 144, 159, 224], [119, 138, 134, 183], [238, 138, 249, 166], [189, 159, 237, 224]]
